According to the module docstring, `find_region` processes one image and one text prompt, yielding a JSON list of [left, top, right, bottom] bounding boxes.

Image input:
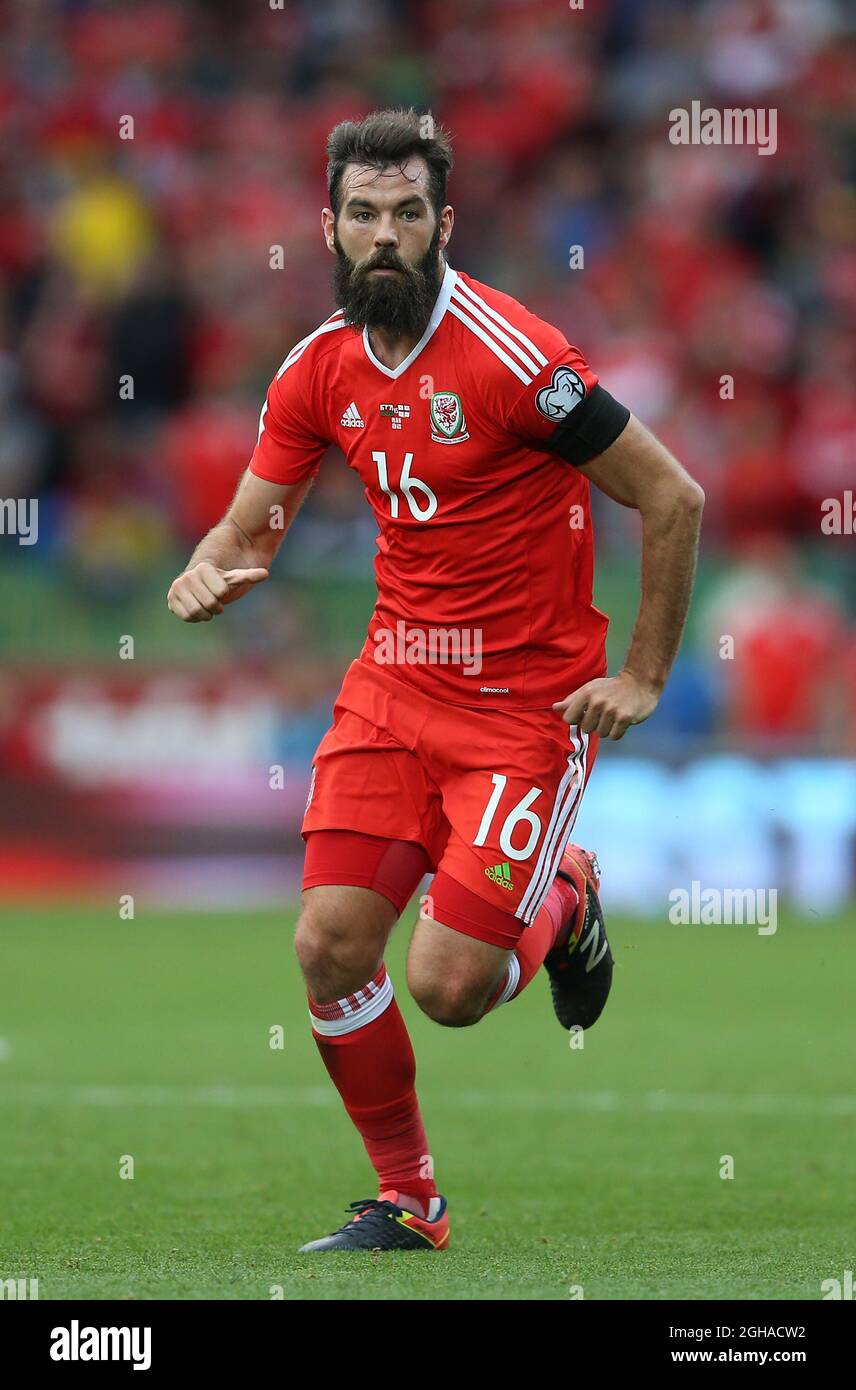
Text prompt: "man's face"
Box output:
[[323, 156, 452, 336]]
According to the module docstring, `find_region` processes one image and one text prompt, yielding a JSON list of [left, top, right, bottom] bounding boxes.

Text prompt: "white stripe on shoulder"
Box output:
[[448, 301, 533, 385], [450, 288, 542, 377], [453, 278, 549, 369], [275, 312, 347, 379]]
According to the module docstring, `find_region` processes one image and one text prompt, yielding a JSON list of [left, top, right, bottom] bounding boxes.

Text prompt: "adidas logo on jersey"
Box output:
[[340, 402, 365, 428], [485, 861, 514, 889]]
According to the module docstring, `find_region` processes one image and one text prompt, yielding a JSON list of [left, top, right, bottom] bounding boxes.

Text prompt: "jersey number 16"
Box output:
[[372, 451, 438, 521]]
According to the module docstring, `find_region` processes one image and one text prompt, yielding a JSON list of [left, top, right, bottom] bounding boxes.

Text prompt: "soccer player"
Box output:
[[167, 110, 704, 1253]]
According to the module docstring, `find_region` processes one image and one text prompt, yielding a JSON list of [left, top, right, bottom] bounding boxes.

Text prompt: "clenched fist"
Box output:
[[167, 562, 269, 623], [553, 670, 661, 740]]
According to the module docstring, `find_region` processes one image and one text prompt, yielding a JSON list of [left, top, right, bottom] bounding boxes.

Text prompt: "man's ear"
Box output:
[[321, 208, 336, 254], [438, 204, 454, 251]]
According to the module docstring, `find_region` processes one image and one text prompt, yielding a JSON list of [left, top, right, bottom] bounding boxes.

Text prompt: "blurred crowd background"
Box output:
[[1, 0, 855, 906]]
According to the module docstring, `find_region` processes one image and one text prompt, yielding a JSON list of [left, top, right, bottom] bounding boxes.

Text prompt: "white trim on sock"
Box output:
[[309, 972, 394, 1037], [495, 954, 521, 1007]]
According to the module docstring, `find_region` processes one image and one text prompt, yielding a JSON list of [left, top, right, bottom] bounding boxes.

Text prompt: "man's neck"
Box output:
[[366, 323, 422, 371]]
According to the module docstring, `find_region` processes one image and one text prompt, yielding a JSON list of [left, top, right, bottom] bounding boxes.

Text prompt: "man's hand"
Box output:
[[167, 562, 269, 623], [553, 670, 661, 740]]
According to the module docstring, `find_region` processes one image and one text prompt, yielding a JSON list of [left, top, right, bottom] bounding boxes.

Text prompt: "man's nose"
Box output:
[[374, 215, 399, 246]]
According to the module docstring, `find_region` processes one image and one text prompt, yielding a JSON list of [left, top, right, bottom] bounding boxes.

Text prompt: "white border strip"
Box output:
[[308, 972, 394, 1037], [2, 1082, 851, 1118], [521, 735, 589, 925], [496, 954, 521, 1006], [517, 728, 587, 922]]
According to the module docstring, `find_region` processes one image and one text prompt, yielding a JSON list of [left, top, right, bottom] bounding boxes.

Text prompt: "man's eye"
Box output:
[[354, 211, 373, 222], [401, 211, 419, 221]]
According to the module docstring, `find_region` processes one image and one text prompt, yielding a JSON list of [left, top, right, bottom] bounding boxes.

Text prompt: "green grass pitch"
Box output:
[[1, 904, 854, 1300]]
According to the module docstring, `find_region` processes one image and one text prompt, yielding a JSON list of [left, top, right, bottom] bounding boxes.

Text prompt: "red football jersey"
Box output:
[[250, 263, 625, 709]]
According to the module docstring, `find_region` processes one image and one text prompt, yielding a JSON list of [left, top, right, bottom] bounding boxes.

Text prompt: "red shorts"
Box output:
[[302, 660, 598, 949]]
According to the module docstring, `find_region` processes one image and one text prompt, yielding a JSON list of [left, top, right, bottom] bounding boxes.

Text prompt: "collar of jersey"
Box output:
[[362, 262, 457, 380]]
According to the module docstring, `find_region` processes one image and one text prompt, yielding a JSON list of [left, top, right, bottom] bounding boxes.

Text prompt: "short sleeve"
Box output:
[[503, 338, 630, 467], [249, 355, 330, 486]]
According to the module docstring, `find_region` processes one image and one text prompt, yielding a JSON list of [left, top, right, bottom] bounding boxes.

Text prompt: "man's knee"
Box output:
[[407, 913, 509, 1027], [409, 969, 492, 1028], [294, 912, 343, 981], [294, 887, 394, 998]]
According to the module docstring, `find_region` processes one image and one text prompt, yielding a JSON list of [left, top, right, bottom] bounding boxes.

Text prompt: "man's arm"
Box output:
[[167, 470, 314, 623], [554, 414, 704, 739]]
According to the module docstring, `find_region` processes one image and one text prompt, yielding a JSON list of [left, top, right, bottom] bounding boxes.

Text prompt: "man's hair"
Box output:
[[326, 108, 453, 220]]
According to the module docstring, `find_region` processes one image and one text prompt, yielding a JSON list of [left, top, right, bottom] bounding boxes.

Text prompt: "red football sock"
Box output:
[[485, 874, 579, 1011], [309, 964, 437, 1214]]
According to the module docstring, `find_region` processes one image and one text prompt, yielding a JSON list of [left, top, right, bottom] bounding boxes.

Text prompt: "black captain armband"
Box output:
[[544, 384, 631, 467]]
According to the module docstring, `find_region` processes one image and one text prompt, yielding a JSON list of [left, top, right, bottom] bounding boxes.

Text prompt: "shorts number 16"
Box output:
[[473, 773, 543, 861]]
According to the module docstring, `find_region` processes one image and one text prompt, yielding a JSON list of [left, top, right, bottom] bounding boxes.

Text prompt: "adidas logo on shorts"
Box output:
[[485, 861, 514, 889]]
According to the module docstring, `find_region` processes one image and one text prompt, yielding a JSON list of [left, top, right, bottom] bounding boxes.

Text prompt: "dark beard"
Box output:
[[333, 226, 444, 338]]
